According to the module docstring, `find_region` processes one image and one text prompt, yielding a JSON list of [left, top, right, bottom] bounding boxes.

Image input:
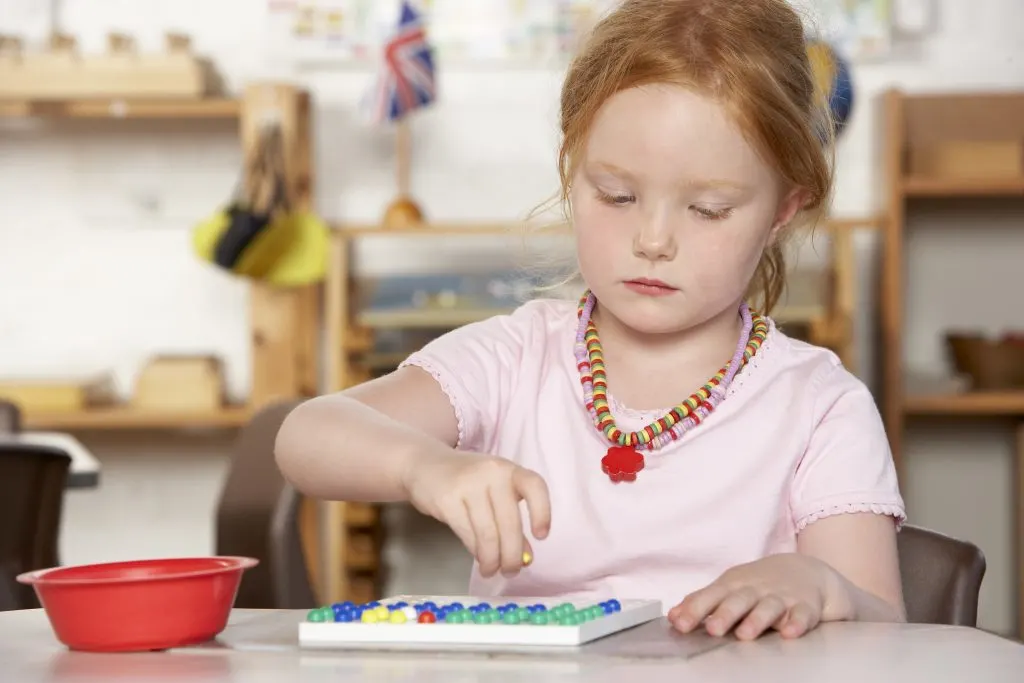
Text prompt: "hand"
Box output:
[[668, 554, 850, 641], [402, 450, 551, 578]]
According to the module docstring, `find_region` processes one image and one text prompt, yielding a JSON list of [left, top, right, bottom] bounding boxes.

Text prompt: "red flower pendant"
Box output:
[[601, 445, 645, 483]]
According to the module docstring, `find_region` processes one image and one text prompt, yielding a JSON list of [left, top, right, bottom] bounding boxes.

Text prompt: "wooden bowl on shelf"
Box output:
[[946, 332, 1024, 390]]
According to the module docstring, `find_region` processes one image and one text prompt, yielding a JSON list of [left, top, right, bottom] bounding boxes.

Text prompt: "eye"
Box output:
[[596, 189, 635, 206], [692, 206, 733, 221]]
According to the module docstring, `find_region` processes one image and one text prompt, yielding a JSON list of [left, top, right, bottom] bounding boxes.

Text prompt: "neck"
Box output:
[[589, 298, 747, 410]]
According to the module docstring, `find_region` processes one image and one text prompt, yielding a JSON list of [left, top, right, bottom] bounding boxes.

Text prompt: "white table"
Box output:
[[1, 431, 101, 488], [2, 608, 1023, 682]]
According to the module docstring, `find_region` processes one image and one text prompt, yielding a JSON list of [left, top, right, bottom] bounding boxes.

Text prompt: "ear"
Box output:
[[768, 187, 809, 243]]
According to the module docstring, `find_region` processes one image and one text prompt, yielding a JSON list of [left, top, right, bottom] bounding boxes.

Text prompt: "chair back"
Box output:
[[898, 524, 986, 626], [215, 400, 317, 609], [0, 400, 22, 434], [0, 443, 70, 610]]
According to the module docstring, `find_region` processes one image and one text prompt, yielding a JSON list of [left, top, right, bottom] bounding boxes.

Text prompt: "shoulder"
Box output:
[[735, 321, 881, 436], [749, 322, 865, 401], [400, 297, 576, 376]]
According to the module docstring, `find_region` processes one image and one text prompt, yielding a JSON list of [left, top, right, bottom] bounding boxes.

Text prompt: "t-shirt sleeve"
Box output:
[[397, 301, 546, 454], [790, 363, 907, 533]]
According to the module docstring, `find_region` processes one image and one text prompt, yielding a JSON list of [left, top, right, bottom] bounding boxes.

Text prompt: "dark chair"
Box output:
[[898, 524, 986, 627], [214, 400, 317, 610], [0, 400, 22, 434], [0, 443, 71, 611]]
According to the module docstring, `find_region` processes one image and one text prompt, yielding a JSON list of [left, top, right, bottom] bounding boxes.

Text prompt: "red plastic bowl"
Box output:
[[16, 556, 258, 652]]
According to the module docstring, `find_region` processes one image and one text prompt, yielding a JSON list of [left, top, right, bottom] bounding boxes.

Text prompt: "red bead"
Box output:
[[418, 611, 436, 623], [601, 446, 644, 483]]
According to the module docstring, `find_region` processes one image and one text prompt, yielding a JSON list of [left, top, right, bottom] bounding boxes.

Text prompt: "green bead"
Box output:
[[307, 608, 327, 622], [486, 609, 501, 620], [530, 612, 549, 625], [502, 612, 521, 624], [515, 607, 530, 620], [555, 603, 574, 615], [472, 612, 492, 624], [447, 613, 464, 624]]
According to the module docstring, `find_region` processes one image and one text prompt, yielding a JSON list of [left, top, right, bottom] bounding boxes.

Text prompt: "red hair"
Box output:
[[555, 0, 834, 313]]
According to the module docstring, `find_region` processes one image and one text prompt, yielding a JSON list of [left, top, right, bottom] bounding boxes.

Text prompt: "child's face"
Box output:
[[570, 84, 803, 335]]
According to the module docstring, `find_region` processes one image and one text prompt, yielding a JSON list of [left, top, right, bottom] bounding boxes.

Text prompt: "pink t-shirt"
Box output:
[[400, 297, 905, 612]]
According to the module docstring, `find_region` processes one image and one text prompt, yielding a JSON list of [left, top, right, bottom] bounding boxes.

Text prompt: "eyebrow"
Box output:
[[586, 162, 750, 193]]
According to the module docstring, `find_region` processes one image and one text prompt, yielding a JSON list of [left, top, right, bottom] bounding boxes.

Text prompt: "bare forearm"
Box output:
[[274, 393, 452, 502]]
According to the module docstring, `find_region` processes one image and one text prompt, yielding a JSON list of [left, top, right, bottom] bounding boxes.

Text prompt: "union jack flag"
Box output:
[[369, 1, 436, 123]]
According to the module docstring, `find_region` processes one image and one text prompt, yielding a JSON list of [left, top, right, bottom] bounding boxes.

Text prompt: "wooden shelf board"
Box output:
[[904, 391, 1024, 416], [23, 405, 252, 430], [903, 176, 1024, 197], [0, 97, 241, 120], [335, 222, 569, 238]]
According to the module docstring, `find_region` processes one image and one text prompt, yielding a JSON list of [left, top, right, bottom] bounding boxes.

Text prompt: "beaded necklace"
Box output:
[[573, 290, 769, 483]]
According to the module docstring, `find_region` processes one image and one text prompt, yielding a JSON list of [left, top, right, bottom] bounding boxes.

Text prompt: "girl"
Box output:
[[275, 0, 907, 641]]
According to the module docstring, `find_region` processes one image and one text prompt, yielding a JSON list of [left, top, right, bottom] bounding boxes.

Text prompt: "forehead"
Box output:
[[582, 84, 777, 188]]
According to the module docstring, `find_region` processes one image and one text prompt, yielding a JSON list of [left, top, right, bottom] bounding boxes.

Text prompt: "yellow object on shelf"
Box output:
[[192, 208, 329, 286]]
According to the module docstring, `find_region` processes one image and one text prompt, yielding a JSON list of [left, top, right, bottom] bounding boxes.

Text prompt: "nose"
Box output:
[[633, 209, 677, 261]]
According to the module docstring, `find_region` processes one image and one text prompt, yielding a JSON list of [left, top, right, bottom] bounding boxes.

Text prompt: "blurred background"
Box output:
[[1, 0, 1022, 639]]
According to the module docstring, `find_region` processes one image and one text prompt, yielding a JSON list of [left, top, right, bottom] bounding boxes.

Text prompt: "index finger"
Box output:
[[511, 467, 551, 539]]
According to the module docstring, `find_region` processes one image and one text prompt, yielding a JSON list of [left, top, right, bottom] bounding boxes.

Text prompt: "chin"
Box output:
[[602, 295, 696, 335]]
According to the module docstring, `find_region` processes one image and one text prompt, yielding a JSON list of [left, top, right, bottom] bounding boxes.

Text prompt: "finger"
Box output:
[[465, 495, 501, 578], [442, 500, 477, 560], [704, 587, 761, 637], [777, 602, 819, 639], [511, 467, 551, 539], [734, 595, 787, 641], [669, 583, 730, 633], [488, 483, 525, 576]]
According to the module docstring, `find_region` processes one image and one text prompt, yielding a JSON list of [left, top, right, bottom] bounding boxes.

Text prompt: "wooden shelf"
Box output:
[[335, 222, 568, 238], [0, 97, 240, 120], [903, 176, 1024, 198], [904, 391, 1024, 416], [22, 405, 251, 430]]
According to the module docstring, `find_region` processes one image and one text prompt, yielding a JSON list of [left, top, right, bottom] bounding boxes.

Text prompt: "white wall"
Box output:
[[2, 0, 1023, 634]]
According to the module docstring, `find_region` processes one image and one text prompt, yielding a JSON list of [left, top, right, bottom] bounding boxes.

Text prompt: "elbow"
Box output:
[[273, 399, 314, 491]]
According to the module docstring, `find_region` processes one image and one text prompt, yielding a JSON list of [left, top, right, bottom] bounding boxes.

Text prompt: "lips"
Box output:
[[623, 278, 678, 297], [625, 278, 676, 290]]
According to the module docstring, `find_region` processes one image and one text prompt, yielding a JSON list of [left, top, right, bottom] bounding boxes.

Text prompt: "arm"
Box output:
[[798, 512, 907, 623], [274, 366, 460, 502]]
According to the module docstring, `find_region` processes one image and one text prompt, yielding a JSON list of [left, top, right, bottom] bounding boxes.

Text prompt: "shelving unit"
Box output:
[[0, 85, 319, 432], [880, 89, 1024, 638], [304, 214, 876, 605]]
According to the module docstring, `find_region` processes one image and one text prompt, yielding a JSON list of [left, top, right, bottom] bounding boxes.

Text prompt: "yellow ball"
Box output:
[[522, 550, 533, 566], [389, 610, 407, 624], [361, 610, 378, 623], [374, 605, 390, 620]]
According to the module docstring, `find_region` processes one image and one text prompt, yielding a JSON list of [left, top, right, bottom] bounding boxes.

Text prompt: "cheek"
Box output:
[[572, 197, 626, 262]]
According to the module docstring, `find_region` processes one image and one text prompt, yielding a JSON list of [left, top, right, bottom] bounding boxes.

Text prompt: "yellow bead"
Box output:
[[390, 610, 407, 624], [522, 550, 533, 566], [361, 610, 378, 623], [374, 606, 390, 620]]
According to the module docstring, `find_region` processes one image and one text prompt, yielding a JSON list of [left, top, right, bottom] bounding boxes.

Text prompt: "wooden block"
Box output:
[[132, 355, 225, 411], [909, 141, 1023, 179], [0, 376, 114, 412], [0, 31, 222, 99]]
